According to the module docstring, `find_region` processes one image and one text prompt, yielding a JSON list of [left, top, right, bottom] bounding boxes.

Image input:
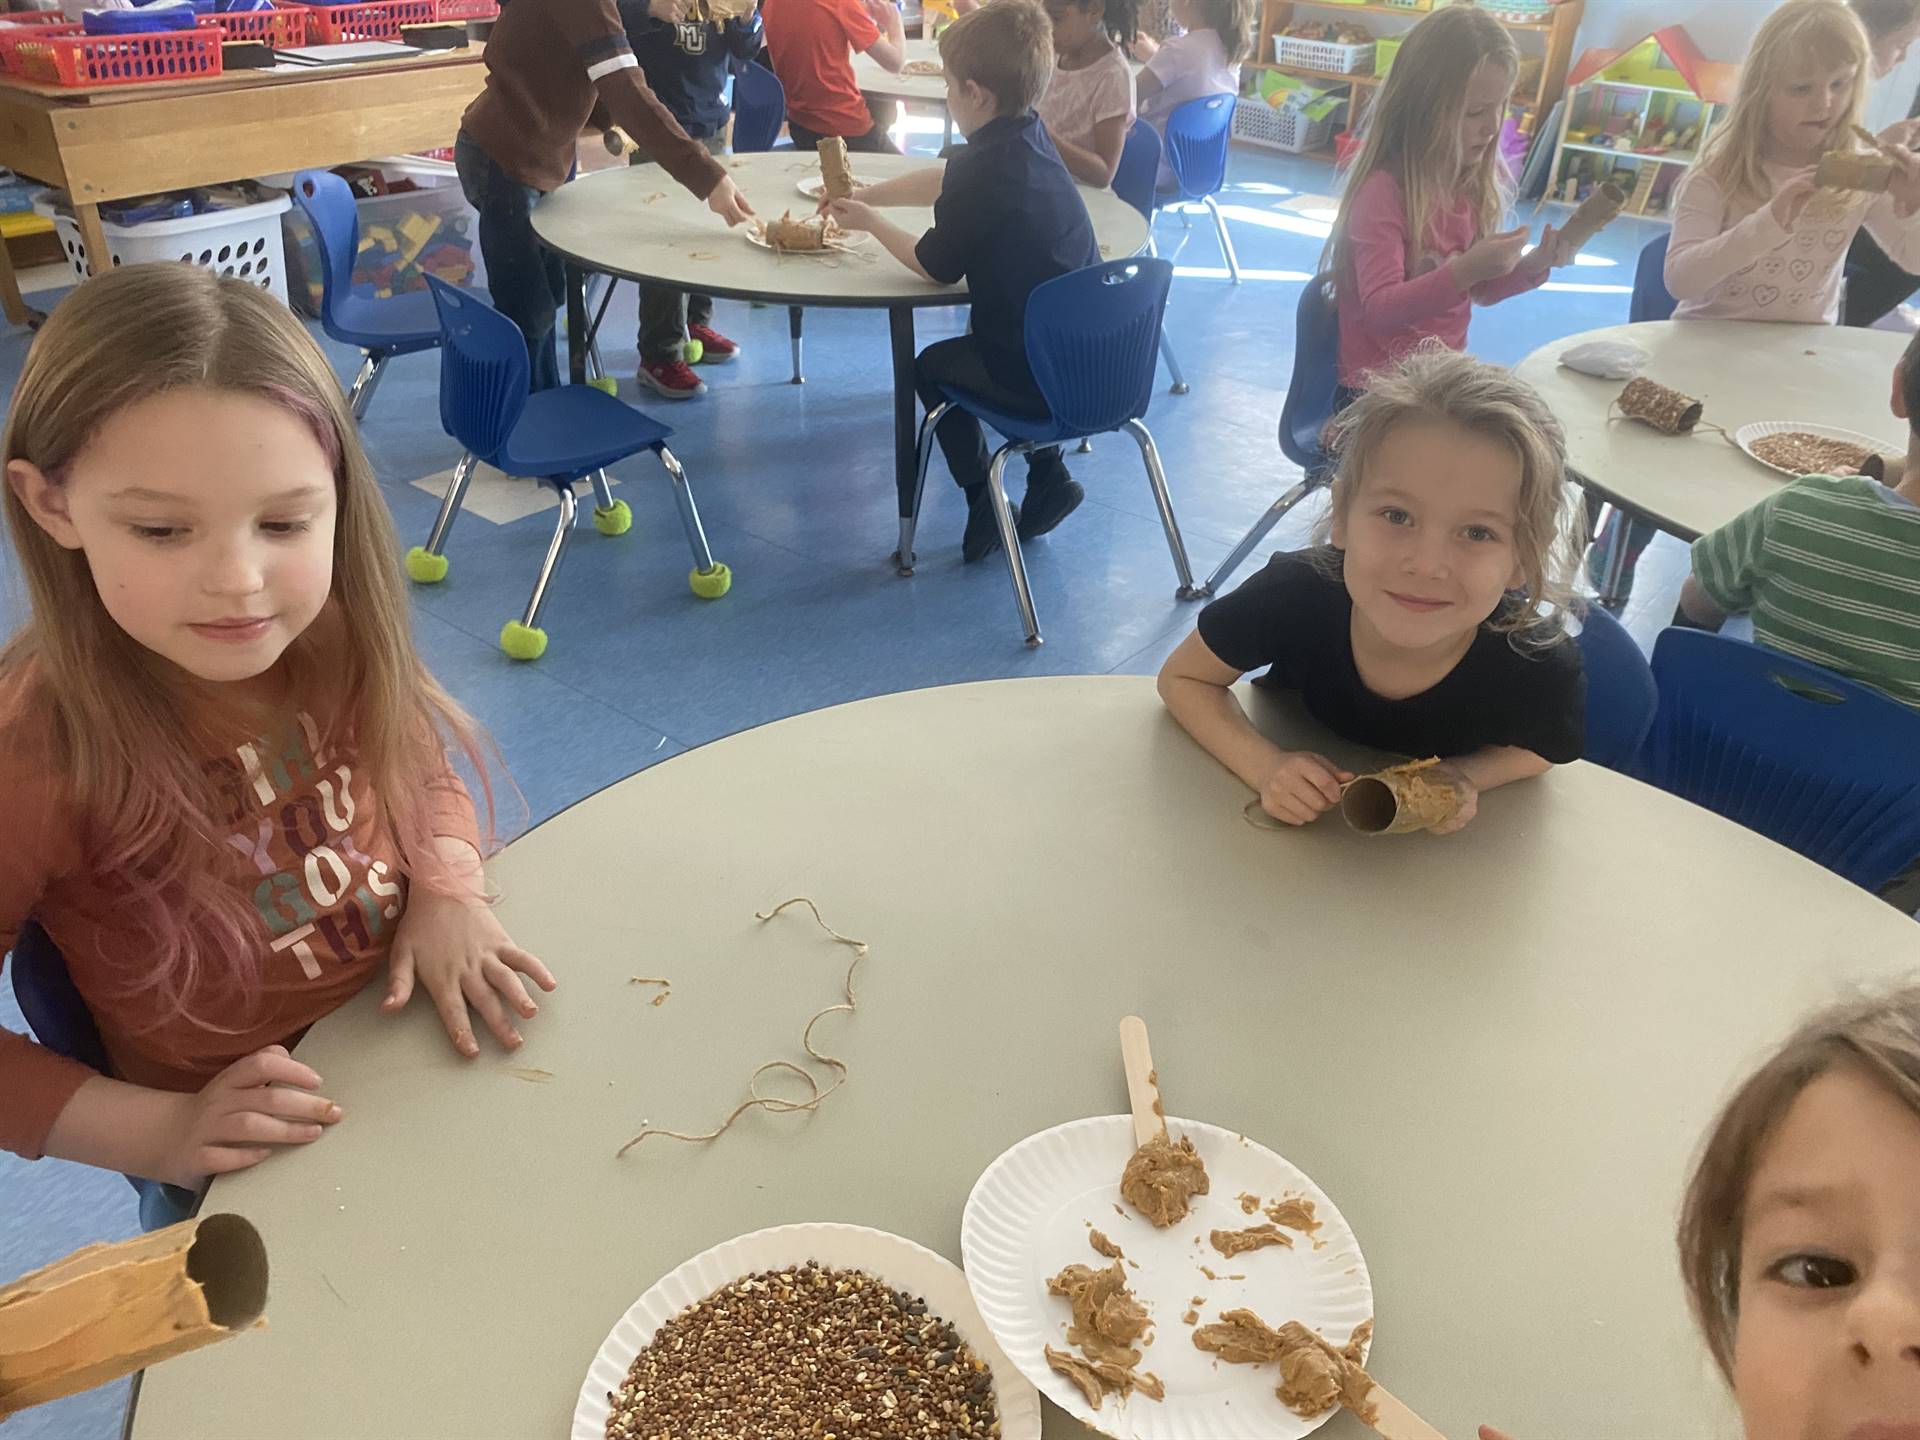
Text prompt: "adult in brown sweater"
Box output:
[[457, 0, 755, 390]]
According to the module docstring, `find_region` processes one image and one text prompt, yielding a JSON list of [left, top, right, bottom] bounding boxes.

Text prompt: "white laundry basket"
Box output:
[[35, 192, 292, 302]]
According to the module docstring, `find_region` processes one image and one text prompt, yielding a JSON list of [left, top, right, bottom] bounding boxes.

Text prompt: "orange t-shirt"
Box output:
[[0, 672, 480, 1161], [762, 0, 881, 138]]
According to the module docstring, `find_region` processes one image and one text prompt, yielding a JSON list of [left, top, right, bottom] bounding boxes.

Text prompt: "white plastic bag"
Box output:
[[1559, 340, 1648, 380]]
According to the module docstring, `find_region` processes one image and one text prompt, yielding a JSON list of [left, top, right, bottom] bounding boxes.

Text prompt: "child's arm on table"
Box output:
[[851, 167, 945, 207], [382, 769, 557, 1059], [1664, 167, 1813, 300], [42, 1047, 340, 1191], [1425, 746, 1551, 835], [828, 198, 938, 279], [1157, 630, 1355, 825]]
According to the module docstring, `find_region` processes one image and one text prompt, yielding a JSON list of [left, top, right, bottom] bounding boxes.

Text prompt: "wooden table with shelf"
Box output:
[[0, 44, 487, 326], [1248, 0, 1584, 161]]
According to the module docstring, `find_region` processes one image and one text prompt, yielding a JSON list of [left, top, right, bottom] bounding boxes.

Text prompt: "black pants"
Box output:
[[786, 113, 900, 154], [456, 132, 565, 392], [1841, 227, 1918, 328], [628, 133, 730, 361], [914, 335, 1066, 493]]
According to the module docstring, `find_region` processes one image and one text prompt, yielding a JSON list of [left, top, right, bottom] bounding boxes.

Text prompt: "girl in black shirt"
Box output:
[[1157, 344, 1586, 832]]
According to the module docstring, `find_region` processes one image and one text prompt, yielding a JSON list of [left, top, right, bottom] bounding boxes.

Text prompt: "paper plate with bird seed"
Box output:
[[574, 1221, 1041, 1440]]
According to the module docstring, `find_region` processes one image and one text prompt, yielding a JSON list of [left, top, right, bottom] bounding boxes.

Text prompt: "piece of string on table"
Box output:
[[615, 897, 871, 1157]]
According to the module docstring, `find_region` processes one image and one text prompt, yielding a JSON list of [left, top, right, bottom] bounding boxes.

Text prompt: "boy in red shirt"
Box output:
[[762, 0, 907, 152]]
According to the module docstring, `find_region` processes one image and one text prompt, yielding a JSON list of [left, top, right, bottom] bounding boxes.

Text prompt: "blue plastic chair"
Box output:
[[291, 169, 444, 422], [731, 61, 787, 153], [1113, 120, 1189, 397], [1630, 232, 1677, 323], [730, 63, 808, 385], [410, 277, 733, 660], [1574, 603, 1656, 772], [1199, 271, 1340, 595], [905, 257, 1200, 644], [1161, 94, 1240, 283], [1640, 629, 1920, 892], [9, 924, 195, 1231]]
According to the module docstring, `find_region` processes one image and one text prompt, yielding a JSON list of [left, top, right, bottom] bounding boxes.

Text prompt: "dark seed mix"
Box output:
[[604, 1261, 1003, 1440]]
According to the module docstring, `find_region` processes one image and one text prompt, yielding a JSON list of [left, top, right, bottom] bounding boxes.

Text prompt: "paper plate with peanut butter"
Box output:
[[961, 1115, 1374, 1439]]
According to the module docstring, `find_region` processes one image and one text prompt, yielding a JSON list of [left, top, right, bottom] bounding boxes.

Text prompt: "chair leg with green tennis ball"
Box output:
[[419, 276, 732, 661]]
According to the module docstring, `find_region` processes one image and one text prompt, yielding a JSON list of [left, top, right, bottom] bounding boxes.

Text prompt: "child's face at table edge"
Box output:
[[7, 387, 337, 687], [1731, 1066, 1920, 1440], [1330, 416, 1524, 654]]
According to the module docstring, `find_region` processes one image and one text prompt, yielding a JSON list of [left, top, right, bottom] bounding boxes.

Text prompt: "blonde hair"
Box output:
[[1678, 984, 1920, 1378], [0, 263, 495, 1032], [1185, 0, 1253, 67], [1699, 0, 1871, 205], [1328, 6, 1518, 272], [1317, 343, 1582, 649], [940, 0, 1054, 115]]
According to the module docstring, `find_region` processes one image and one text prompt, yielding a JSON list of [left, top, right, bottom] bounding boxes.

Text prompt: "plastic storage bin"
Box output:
[[1272, 33, 1374, 74], [35, 191, 291, 300], [1374, 35, 1401, 75], [1232, 93, 1340, 152], [14, 28, 221, 86], [198, 6, 310, 43], [281, 158, 483, 317]]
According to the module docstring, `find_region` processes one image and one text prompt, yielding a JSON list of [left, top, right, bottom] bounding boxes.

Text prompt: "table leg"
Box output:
[[0, 230, 39, 329], [74, 203, 109, 278], [890, 305, 918, 557], [566, 262, 588, 386]]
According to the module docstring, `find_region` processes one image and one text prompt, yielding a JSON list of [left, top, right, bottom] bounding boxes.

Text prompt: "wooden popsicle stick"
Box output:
[[1358, 1382, 1450, 1440], [1117, 1015, 1165, 1148]]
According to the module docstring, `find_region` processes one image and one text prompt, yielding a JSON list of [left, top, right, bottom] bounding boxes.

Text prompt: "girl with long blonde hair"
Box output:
[[1483, 983, 1920, 1439], [1157, 345, 1586, 834], [0, 264, 552, 1216], [1666, 0, 1920, 322], [1326, 4, 1570, 394]]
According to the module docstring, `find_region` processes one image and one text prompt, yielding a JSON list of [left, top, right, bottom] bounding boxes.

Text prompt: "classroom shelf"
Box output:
[[1560, 140, 1699, 166], [1249, 59, 1384, 86], [1284, 0, 1553, 29]]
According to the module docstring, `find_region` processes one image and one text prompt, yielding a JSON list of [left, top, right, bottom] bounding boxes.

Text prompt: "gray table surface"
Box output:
[[1514, 319, 1908, 540], [530, 151, 1148, 308], [129, 676, 1920, 1440]]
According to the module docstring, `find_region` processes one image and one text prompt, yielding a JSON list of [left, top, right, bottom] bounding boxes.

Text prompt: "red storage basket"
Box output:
[[14, 29, 222, 87], [286, 0, 433, 42], [0, 18, 81, 73], [431, 0, 496, 17], [198, 7, 311, 45]]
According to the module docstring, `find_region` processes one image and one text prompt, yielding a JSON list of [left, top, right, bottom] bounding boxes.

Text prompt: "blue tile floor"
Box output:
[[0, 139, 1696, 1439]]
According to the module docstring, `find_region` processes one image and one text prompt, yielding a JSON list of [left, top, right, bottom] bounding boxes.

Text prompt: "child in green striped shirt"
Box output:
[[1680, 329, 1920, 711]]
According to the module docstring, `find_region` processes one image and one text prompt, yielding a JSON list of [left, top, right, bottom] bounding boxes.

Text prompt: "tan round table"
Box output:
[[126, 677, 1919, 1440], [533, 153, 1147, 557], [853, 36, 951, 108], [1514, 319, 1909, 541]]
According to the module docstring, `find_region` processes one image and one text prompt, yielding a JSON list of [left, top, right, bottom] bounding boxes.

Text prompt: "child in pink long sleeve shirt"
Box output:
[[1326, 6, 1571, 390], [1666, 0, 1920, 323]]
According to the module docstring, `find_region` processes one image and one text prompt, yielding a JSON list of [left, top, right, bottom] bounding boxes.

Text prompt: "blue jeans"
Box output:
[[456, 132, 564, 392]]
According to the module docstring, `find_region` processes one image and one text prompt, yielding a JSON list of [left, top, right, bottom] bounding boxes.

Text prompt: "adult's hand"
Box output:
[[707, 176, 754, 226]]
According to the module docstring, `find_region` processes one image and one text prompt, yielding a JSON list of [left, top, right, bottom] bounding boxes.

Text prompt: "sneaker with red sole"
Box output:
[[687, 322, 739, 364], [637, 358, 706, 400]]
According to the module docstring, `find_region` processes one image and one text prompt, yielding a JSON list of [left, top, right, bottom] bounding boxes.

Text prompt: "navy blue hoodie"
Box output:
[[616, 3, 763, 140]]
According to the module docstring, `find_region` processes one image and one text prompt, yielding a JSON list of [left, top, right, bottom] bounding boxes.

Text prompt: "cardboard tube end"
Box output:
[[1341, 777, 1397, 834], [186, 1214, 269, 1331]]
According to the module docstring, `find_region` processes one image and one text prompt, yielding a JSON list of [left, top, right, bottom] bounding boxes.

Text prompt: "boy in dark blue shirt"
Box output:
[[618, 0, 762, 399], [826, 0, 1098, 562]]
